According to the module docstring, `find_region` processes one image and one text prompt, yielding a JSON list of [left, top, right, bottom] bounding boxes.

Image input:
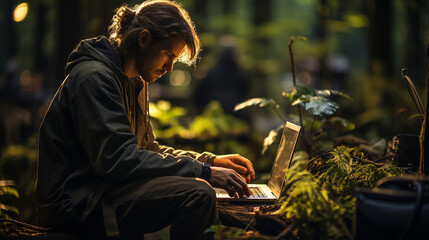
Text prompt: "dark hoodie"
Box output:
[[36, 36, 216, 226]]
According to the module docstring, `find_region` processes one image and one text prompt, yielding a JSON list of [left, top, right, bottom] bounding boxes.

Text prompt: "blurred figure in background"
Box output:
[[194, 36, 250, 119]]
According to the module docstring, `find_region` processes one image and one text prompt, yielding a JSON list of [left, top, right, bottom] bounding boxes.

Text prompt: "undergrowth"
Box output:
[[276, 146, 404, 239]]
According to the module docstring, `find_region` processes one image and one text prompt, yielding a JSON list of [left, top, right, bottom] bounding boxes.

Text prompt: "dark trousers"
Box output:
[[72, 176, 218, 240]]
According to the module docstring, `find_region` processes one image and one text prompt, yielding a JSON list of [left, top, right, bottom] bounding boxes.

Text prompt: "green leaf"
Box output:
[[0, 187, 19, 198], [330, 146, 353, 174], [282, 85, 314, 102], [292, 96, 339, 116], [189, 115, 218, 136], [409, 113, 425, 120], [149, 101, 186, 125], [234, 98, 278, 111], [303, 119, 323, 132], [0, 203, 19, 215], [316, 89, 353, 101], [327, 117, 355, 133]]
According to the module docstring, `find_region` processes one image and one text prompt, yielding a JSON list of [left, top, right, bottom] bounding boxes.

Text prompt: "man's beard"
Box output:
[[134, 47, 150, 82]]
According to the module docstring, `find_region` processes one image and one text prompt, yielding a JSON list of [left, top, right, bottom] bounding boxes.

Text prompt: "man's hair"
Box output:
[[108, 0, 201, 66]]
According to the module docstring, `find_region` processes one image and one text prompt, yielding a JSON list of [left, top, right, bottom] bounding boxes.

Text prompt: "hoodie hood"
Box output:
[[65, 36, 124, 78]]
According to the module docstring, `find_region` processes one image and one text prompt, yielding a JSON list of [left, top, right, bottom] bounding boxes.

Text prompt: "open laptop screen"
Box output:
[[267, 122, 301, 198]]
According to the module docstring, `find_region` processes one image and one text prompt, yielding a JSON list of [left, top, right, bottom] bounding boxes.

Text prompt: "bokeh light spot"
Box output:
[[14, 2, 29, 22]]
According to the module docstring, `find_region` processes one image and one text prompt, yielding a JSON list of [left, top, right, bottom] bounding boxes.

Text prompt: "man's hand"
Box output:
[[210, 166, 251, 198], [213, 154, 255, 183]]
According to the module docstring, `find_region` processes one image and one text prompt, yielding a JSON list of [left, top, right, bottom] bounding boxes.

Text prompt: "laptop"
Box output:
[[215, 121, 301, 202]]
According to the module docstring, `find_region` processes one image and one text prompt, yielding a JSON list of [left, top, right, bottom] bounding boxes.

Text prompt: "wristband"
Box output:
[[200, 163, 211, 181]]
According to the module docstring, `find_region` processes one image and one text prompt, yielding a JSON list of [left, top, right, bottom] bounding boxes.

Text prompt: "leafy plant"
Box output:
[[235, 37, 354, 157], [150, 100, 256, 159], [314, 146, 404, 198], [0, 180, 19, 232], [0, 134, 37, 223], [277, 169, 352, 239], [283, 85, 353, 117], [150, 100, 249, 141], [0, 180, 19, 219], [401, 67, 429, 176], [276, 146, 404, 239]]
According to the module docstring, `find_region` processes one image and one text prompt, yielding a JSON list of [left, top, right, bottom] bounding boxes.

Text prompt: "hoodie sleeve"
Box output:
[[144, 122, 217, 166], [71, 69, 203, 181]]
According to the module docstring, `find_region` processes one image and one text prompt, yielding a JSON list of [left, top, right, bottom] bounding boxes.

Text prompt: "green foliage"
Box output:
[[0, 181, 19, 218], [234, 37, 355, 157], [289, 150, 309, 171], [279, 170, 333, 220], [276, 146, 404, 239], [316, 146, 404, 198], [189, 101, 249, 139], [0, 134, 37, 223], [150, 100, 255, 159], [283, 85, 352, 117], [235, 84, 354, 156], [151, 100, 249, 141], [0, 180, 20, 231], [149, 100, 186, 126], [277, 169, 352, 239], [234, 98, 278, 112], [0, 135, 37, 198]]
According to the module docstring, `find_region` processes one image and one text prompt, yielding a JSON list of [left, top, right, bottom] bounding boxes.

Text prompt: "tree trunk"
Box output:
[[0, 0, 15, 69], [367, 0, 393, 77], [316, 0, 329, 89], [55, 0, 81, 86], [405, 0, 425, 86], [34, 0, 46, 74]]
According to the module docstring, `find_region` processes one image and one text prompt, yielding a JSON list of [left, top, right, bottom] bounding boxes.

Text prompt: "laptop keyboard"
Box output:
[[249, 186, 267, 198]]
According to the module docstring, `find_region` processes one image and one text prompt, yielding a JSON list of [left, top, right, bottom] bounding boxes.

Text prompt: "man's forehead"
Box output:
[[159, 37, 186, 56]]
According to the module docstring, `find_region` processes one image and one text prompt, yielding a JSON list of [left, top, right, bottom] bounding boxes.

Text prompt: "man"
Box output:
[[35, 0, 255, 239]]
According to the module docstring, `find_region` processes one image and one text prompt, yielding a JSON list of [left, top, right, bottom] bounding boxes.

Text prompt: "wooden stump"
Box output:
[[217, 202, 290, 237]]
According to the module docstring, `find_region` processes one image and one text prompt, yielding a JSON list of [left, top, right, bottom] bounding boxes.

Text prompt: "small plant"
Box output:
[[400, 66, 429, 176], [276, 146, 404, 239], [277, 169, 352, 239], [0, 180, 19, 231], [0, 134, 37, 223], [0, 180, 19, 219], [314, 146, 404, 197], [235, 37, 354, 157]]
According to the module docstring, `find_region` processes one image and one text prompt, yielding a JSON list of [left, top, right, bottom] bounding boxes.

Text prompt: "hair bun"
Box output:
[[109, 5, 136, 41]]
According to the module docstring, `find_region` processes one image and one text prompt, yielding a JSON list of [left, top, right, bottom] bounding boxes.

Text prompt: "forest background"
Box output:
[[0, 0, 428, 225]]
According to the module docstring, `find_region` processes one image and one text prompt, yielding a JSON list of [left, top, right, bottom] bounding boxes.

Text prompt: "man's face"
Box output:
[[135, 36, 187, 83]]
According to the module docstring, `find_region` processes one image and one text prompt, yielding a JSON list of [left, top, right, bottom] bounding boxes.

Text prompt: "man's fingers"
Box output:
[[214, 155, 256, 182], [211, 165, 251, 197], [228, 180, 245, 197], [232, 171, 250, 197], [247, 164, 255, 180], [239, 173, 251, 183], [242, 158, 255, 180], [225, 185, 236, 197], [245, 174, 251, 183], [231, 155, 255, 180], [230, 163, 248, 175]]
